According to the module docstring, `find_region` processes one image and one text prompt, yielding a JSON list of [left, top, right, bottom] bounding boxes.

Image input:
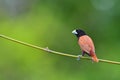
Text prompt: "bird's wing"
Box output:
[[78, 35, 95, 54]]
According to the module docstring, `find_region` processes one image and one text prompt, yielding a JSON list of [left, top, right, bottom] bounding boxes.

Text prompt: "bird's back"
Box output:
[[78, 35, 95, 54]]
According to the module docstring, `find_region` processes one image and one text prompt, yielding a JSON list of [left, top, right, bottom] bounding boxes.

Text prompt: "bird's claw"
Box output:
[[77, 55, 82, 61]]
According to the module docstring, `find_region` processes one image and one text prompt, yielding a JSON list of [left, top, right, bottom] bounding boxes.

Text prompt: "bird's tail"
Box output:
[[92, 55, 99, 62], [90, 51, 99, 62]]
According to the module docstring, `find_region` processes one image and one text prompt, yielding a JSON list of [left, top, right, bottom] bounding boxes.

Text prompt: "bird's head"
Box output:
[[72, 29, 86, 38]]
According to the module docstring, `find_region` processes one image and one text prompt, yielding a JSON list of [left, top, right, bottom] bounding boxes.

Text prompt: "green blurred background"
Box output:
[[0, 0, 120, 80]]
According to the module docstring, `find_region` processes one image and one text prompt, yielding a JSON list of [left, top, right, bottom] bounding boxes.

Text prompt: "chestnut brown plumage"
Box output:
[[72, 29, 99, 62]]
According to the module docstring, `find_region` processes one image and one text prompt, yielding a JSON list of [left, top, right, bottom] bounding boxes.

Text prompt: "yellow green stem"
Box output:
[[0, 34, 120, 65]]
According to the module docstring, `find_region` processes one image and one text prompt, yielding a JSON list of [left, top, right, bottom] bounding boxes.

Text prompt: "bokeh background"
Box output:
[[0, 0, 120, 80]]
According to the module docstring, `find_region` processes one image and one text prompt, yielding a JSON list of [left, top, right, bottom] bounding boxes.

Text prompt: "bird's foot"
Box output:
[[77, 55, 82, 61]]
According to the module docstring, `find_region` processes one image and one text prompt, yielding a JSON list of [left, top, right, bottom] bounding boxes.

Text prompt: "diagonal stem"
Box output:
[[0, 34, 120, 65]]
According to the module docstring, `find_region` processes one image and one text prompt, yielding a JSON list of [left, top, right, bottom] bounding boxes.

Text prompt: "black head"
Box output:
[[72, 29, 86, 38]]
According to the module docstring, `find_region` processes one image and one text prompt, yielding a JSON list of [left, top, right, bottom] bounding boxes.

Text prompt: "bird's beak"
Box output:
[[72, 30, 77, 34]]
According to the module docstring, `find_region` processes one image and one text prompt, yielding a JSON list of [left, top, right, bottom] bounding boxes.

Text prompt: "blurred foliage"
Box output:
[[0, 0, 120, 80]]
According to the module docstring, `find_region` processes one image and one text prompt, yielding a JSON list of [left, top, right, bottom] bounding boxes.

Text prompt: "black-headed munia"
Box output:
[[72, 29, 99, 62]]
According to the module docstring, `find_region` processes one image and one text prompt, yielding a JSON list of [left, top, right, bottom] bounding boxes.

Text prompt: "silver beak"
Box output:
[[72, 30, 77, 34]]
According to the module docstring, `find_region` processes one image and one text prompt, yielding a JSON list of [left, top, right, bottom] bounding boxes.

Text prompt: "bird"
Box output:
[[72, 29, 99, 62]]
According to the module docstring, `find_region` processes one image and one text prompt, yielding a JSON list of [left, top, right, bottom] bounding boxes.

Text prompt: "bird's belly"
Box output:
[[80, 44, 91, 53]]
